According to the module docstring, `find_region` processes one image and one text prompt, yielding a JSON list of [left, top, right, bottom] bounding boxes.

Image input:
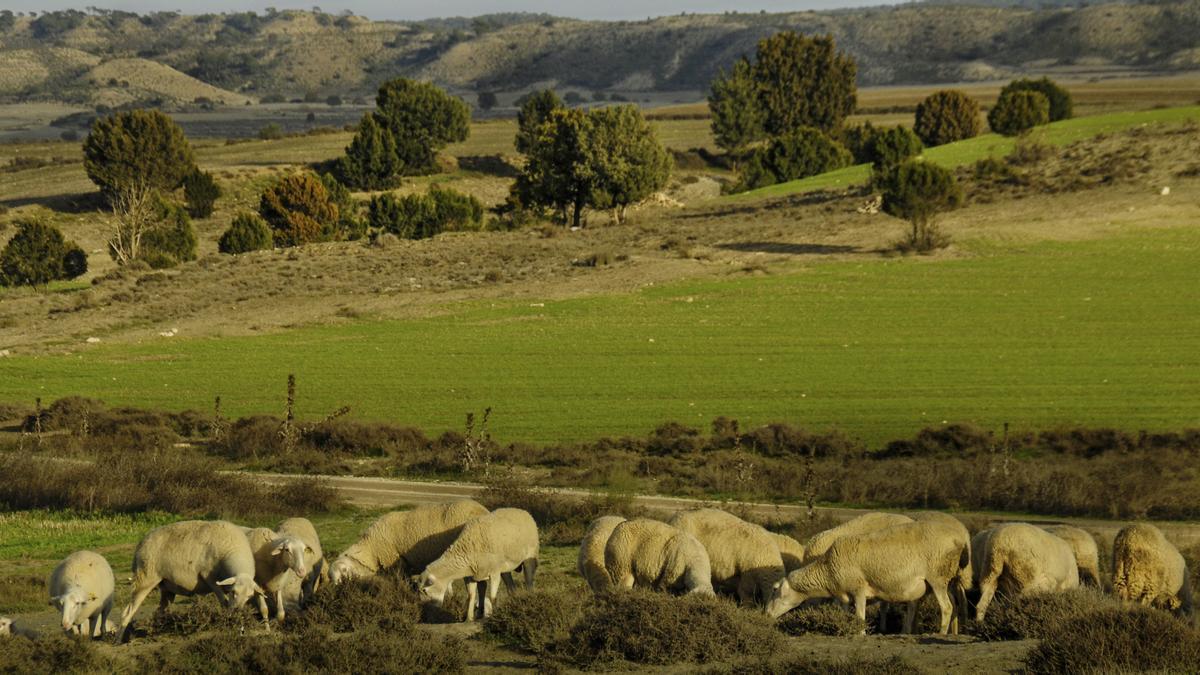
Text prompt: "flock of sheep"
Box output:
[[0, 499, 1194, 644]]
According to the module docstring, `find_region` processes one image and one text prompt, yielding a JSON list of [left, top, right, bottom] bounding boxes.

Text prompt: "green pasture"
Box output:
[[732, 105, 1200, 200], [2, 225, 1198, 446]]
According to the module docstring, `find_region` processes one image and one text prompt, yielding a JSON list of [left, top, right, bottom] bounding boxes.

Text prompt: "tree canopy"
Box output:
[[83, 109, 196, 201]]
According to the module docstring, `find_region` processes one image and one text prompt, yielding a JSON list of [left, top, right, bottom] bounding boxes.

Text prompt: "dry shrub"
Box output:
[[776, 603, 865, 636], [283, 570, 420, 633], [483, 588, 585, 654], [478, 476, 643, 546], [0, 576, 45, 613], [148, 595, 257, 636], [710, 655, 922, 675], [0, 634, 114, 674], [1023, 604, 1200, 674], [558, 590, 783, 668], [977, 588, 1117, 641]]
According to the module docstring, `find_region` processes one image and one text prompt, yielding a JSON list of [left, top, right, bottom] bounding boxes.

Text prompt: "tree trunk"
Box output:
[[572, 199, 583, 228]]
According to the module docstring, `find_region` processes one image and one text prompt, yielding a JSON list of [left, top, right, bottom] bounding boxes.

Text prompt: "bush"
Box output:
[[219, 213, 273, 254], [988, 90, 1050, 136], [284, 569, 421, 633], [913, 90, 982, 146], [1000, 77, 1072, 122], [259, 172, 339, 247], [318, 173, 366, 241], [182, 169, 220, 218], [372, 78, 471, 175], [257, 123, 283, 140], [368, 186, 483, 239], [0, 634, 114, 674], [775, 603, 866, 636], [862, 126, 923, 173], [483, 588, 584, 654], [977, 589, 1118, 641], [877, 159, 963, 253], [1023, 605, 1200, 674], [841, 121, 878, 164], [0, 218, 88, 287], [140, 197, 197, 267], [710, 655, 922, 675], [83, 109, 196, 201], [559, 590, 783, 667], [336, 113, 403, 190], [148, 594, 255, 636], [738, 128, 852, 191]]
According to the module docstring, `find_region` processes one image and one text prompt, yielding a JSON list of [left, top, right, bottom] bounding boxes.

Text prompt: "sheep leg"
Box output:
[[274, 589, 286, 625], [119, 582, 158, 643], [877, 602, 888, 634], [931, 583, 954, 635], [88, 615, 100, 639], [523, 558, 538, 589], [903, 601, 918, 634], [256, 592, 270, 624], [465, 580, 478, 622], [202, 577, 230, 607], [950, 581, 967, 635], [484, 574, 501, 618], [975, 577, 997, 623], [501, 572, 517, 594], [853, 592, 868, 634], [736, 575, 757, 606]]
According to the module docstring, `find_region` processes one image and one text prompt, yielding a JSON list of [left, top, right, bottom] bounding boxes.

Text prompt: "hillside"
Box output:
[[0, 3, 1198, 105]]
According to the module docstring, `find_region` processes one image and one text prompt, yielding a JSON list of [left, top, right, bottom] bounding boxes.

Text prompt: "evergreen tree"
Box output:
[[0, 218, 86, 287], [913, 90, 982, 147], [515, 89, 563, 155], [988, 90, 1050, 136], [585, 106, 672, 223], [708, 58, 765, 155], [877, 159, 963, 252], [182, 169, 221, 219], [259, 173, 339, 247], [219, 213, 274, 254], [750, 32, 857, 136], [337, 113, 403, 190], [1000, 78, 1072, 122], [373, 78, 470, 174], [516, 108, 594, 227], [83, 109, 196, 202]]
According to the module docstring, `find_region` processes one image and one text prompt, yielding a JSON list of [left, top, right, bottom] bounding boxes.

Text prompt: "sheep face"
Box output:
[[330, 555, 370, 585], [765, 579, 807, 619], [0, 617, 12, 635], [273, 538, 311, 580], [417, 571, 450, 606], [50, 589, 93, 632], [216, 574, 265, 609]]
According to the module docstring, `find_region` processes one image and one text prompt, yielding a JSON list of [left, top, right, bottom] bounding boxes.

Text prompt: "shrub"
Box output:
[[483, 588, 585, 654], [977, 589, 1118, 641], [738, 128, 852, 191], [429, 185, 484, 232], [559, 590, 783, 667], [318, 173, 366, 240], [710, 655, 922, 675], [373, 78, 471, 175], [148, 594, 254, 636], [708, 58, 765, 155], [259, 172, 339, 247], [914, 90, 982, 146], [284, 569, 421, 633], [1007, 136, 1057, 166], [140, 197, 197, 267], [1000, 77, 1072, 122], [841, 121, 878, 164], [862, 126, 923, 173], [182, 169, 220, 218], [1023, 604, 1200, 673], [337, 113, 403, 190], [0, 634, 114, 674], [0, 218, 88, 287], [478, 91, 498, 111], [219, 213, 273, 254], [746, 32, 857, 136], [776, 603, 866, 636], [369, 187, 483, 239], [877, 159, 963, 253], [257, 123, 283, 140], [83, 109, 196, 201], [988, 90, 1050, 136]]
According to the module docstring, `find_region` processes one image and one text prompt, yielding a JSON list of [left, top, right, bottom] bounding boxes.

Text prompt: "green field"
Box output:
[[731, 105, 1200, 200], [3, 225, 1198, 446]]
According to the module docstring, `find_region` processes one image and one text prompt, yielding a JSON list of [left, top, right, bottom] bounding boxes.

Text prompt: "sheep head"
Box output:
[[0, 617, 13, 635], [329, 554, 371, 585], [765, 577, 807, 619], [216, 574, 266, 609], [416, 571, 450, 606], [272, 537, 311, 580], [50, 589, 94, 632]]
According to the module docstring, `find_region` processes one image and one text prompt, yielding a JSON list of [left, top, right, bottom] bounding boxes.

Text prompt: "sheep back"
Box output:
[[803, 512, 914, 562], [771, 533, 806, 572], [341, 499, 489, 574], [434, 508, 539, 580], [1044, 525, 1101, 586], [577, 516, 626, 591], [820, 521, 966, 596], [132, 520, 256, 595], [669, 508, 784, 601], [605, 518, 713, 595], [1112, 523, 1188, 611], [978, 523, 1079, 594]]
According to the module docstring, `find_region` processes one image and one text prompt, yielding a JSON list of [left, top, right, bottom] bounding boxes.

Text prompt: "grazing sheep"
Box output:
[[1112, 523, 1193, 622], [604, 518, 714, 596], [911, 512, 973, 634], [1043, 524, 1101, 588], [330, 499, 489, 584], [974, 523, 1079, 622], [276, 517, 326, 604], [119, 520, 264, 643], [669, 508, 785, 606], [244, 527, 311, 625], [767, 520, 970, 634], [48, 550, 115, 638], [771, 533, 806, 572], [0, 617, 11, 636], [577, 515, 626, 592], [417, 508, 539, 621], [803, 512, 915, 562]]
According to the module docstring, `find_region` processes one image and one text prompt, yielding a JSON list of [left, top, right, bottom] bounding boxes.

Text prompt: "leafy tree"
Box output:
[[914, 90, 982, 147], [877, 159, 963, 253], [737, 128, 852, 192], [0, 218, 87, 288], [83, 109, 196, 202], [373, 78, 470, 175], [999, 78, 1072, 122], [259, 173, 339, 247], [478, 91, 498, 111], [988, 90, 1050, 136], [750, 32, 857, 136], [585, 106, 672, 223], [219, 213, 273, 254], [139, 197, 197, 268], [182, 169, 221, 218], [708, 57, 765, 156], [337, 114, 403, 190], [515, 89, 563, 155], [863, 126, 923, 174], [515, 108, 594, 227]]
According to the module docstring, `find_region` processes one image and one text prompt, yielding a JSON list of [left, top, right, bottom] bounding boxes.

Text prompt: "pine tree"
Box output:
[[83, 109, 196, 202], [337, 113, 403, 190], [708, 58, 765, 156], [0, 218, 86, 287]]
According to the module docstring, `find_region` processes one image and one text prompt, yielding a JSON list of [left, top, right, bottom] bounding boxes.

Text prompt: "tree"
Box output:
[[337, 114, 403, 190], [585, 106, 672, 223], [477, 91, 498, 112], [139, 198, 197, 268], [999, 78, 1072, 122], [877, 159, 963, 253], [515, 108, 594, 227], [0, 218, 86, 288], [750, 32, 857, 136], [988, 90, 1050, 136], [914, 90, 982, 147], [107, 182, 157, 265], [373, 78, 470, 175], [83, 109, 196, 202], [319, 173, 366, 241], [515, 89, 563, 155], [737, 127, 852, 192], [708, 57, 765, 156], [219, 213, 273, 254], [259, 173, 339, 247], [863, 126, 923, 174], [182, 169, 221, 218]]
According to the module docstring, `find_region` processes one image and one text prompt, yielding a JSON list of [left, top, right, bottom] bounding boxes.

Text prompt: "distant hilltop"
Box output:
[[0, 3, 1198, 106]]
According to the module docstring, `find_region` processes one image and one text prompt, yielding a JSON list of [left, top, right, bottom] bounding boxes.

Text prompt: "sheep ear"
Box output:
[[216, 577, 236, 587], [271, 546, 284, 556]]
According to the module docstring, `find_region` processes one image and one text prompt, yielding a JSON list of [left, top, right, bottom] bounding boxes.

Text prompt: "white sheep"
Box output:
[[577, 515, 626, 592], [669, 508, 785, 606], [1043, 524, 1101, 588], [417, 508, 539, 621], [771, 533, 806, 572], [330, 499, 489, 583], [974, 522, 1079, 622], [604, 518, 714, 596], [911, 512, 973, 634], [244, 527, 311, 626], [1112, 523, 1194, 622], [802, 512, 915, 562], [48, 550, 115, 637], [0, 617, 11, 636], [276, 517, 325, 604], [766, 520, 970, 635], [119, 520, 264, 643]]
